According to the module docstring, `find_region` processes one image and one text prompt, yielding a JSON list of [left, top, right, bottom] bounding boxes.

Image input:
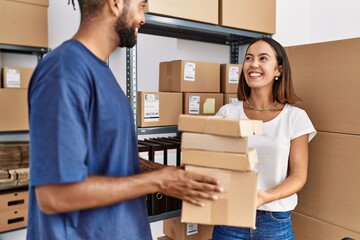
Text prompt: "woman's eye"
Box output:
[[245, 56, 252, 61], [260, 56, 269, 61]]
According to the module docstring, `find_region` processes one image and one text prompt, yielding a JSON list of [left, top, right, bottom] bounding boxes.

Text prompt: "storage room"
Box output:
[[0, 0, 359, 239]]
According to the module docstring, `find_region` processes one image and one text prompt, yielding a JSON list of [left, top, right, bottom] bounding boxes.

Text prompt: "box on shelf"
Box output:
[[138, 92, 182, 127], [1, 67, 34, 88], [224, 93, 238, 104], [0, 190, 28, 212], [0, 208, 28, 232], [220, 64, 242, 93], [145, 0, 218, 25], [159, 60, 220, 93], [181, 165, 258, 228], [178, 114, 263, 137], [164, 217, 213, 240], [219, 0, 276, 34], [0, 89, 29, 131], [157, 236, 172, 240], [183, 93, 223, 115], [0, 0, 49, 47], [181, 132, 248, 153], [182, 148, 258, 171]]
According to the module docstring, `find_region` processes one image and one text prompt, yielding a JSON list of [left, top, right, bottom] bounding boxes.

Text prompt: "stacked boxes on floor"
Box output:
[[0, 143, 29, 232], [178, 114, 263, 228]]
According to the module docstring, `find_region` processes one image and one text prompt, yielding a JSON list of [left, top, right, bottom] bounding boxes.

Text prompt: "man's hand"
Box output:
[[154, 166, 224, 207]]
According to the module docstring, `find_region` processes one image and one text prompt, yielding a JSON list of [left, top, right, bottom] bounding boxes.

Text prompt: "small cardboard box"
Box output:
[[138, 92, 182, 127], [181, 132, 248, 153], [2, 67, 34, 88], [0, 190, 28, 212], [181, 165, 258, 228], [145, 0, 218, 25], [0, 208, 28, 232], [220, 64, 242, 93], [219, 0, 276, 34], [178, 114, 263, 137], [182, 148, 258, 171], [164, 217, 213, 240], [0, 0, 48, 47], [183, 93, 223, 115], [223, 93, 238, 104], [159, 60, 220, 93], [0, 89, 29, 131], [157, 236, 172, 240]]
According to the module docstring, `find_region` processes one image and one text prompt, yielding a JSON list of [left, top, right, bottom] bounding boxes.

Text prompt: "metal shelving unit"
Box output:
[[127, 14, 270, 222]]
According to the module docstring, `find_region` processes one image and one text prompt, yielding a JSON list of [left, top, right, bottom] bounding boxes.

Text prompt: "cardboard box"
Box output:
[[183, 93, 223, 115], [145, 0, 218, 25], [159, 60, 220, 93], [224, 93, 238, 104], [157, 236, 172, 240], [219, 0, 276, 34], [0, 208, 28, 232], [220, 64, 241, 93], [0, 0, 48, 47], [181, 132, 248, 153], [286, 38, 360, 135], [0, 190, 28, 211], [181, 165, 258, 228], [178, 114, 263, 137], [182, 148, 258, 171], [292, 212, 360, 240], [138, 92, 182, 127], [2, 67, 34, 88], [295, 132, 360, 233], [0, 89, 29, 131], [164, 217, 213, 240]]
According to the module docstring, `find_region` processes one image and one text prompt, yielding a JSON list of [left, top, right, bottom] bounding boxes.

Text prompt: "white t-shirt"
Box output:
[[216, 101, 317, 212]]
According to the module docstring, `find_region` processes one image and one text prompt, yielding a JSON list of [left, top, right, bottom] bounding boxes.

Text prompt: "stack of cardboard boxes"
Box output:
[[178, 114, 263, 228], [138, 60, 242, 128], [0, 143, 30, 232]]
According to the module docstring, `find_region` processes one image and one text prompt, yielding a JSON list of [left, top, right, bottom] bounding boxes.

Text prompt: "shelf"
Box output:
[[140, 14, 271, 45], [0, 44, 50, 56], [148, 210, 181, 223], [0, 131, 29, 143], [138, 126, 178, 135]]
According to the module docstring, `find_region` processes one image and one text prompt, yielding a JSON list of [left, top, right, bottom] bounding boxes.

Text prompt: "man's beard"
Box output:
[[115, 14, 137, 48]]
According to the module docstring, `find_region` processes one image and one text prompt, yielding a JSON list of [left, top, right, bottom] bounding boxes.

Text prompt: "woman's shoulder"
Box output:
[[216, 100, 243, 117]]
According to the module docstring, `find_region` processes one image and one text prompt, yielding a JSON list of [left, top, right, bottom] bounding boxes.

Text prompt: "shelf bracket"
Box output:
[[126, 46, 138, 131]]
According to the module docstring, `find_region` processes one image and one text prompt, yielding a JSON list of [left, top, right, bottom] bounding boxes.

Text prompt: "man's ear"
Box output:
[[108, 0, 122, 17]]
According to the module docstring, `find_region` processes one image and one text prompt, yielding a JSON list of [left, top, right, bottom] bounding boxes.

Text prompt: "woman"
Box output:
[[212, 37, 316, 240]]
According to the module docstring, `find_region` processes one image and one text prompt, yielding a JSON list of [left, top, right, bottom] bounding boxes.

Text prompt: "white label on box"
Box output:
[[228, 66, 239, 84], [184, 62, 196, 81], [5, 69, 21, 88], [144, 94, 159, 122], [188, 95, 200, 114], [186, 223, 198, 236], [229, 98, 239, 104]]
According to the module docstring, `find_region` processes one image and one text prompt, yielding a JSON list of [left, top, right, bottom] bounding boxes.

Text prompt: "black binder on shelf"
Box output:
[[137, 140, 166, 216], [137, 143, 152, 215], [144, 138, 181, 211]]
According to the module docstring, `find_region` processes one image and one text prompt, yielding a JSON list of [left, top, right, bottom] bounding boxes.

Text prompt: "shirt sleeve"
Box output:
[[292, 109, 317, 142], [29, 60, 90, 186]]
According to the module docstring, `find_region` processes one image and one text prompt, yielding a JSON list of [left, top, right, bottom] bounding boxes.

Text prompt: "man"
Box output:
[[27, 0, 222, 239]]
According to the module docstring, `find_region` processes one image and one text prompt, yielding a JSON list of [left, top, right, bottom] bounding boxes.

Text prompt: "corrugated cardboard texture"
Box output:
[[0, 89, 29, 131], [163, 217, 213, 240], [292, 212, 360, 240], [181, 132, 248, 153], [138, 92, 182, 127], [159, 60, 220, 93], [183, 93, 223, 115], [0, 0, 48, 47], [178, 114, 263, 137], [220, 64, 242, 93], [181, 165, 258, 228], [182, 148, 258, 171], [2, 67, 34, 88], [145, 0, 218, 25], [295, 132, 360, 233], [286, 38, 360, 135], [219, 0, 276, 34]]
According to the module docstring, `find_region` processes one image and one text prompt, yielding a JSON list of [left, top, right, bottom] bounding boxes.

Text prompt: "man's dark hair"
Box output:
[[68, 0, 107, 21]]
